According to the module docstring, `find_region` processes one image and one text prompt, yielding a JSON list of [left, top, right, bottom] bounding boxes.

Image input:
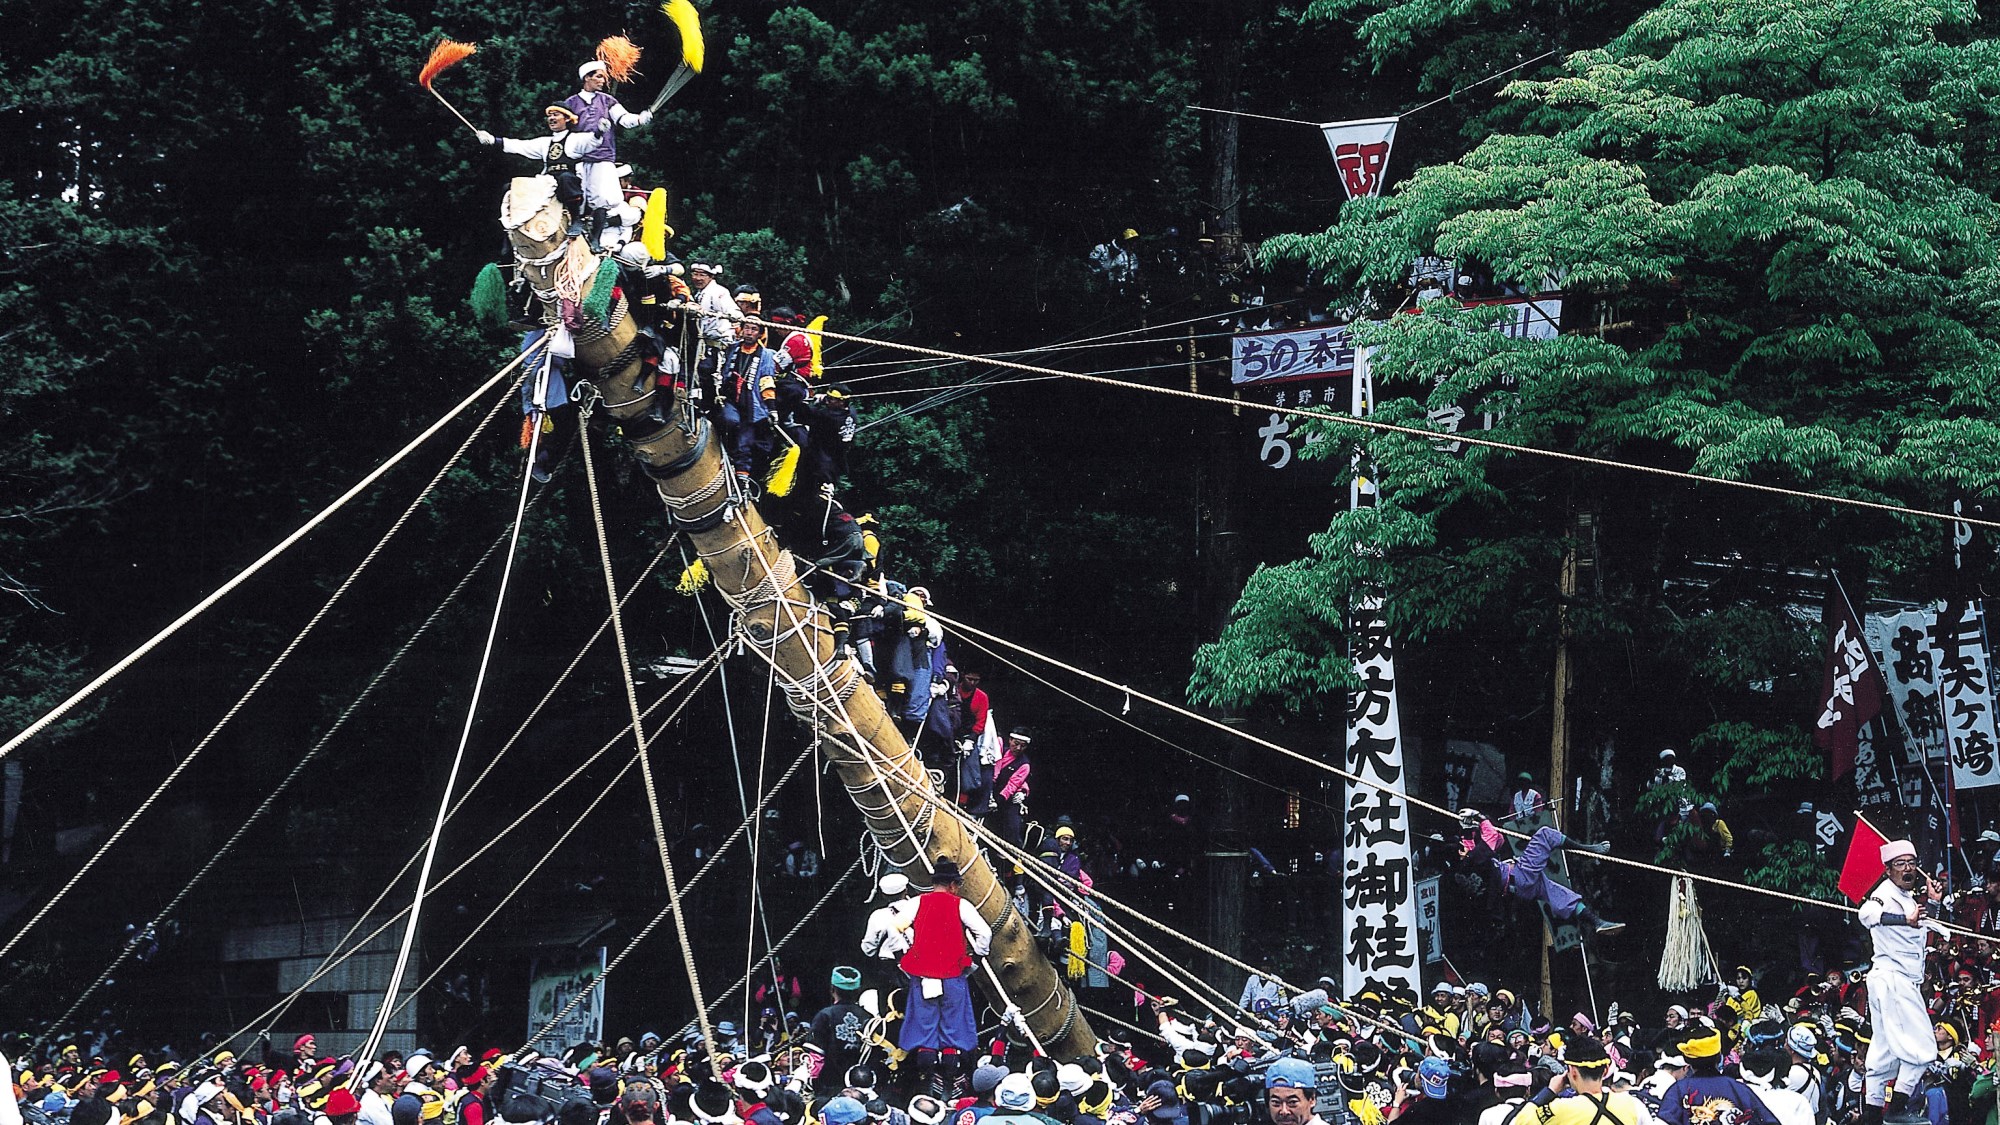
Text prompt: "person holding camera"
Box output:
[[1520, 1038, 1643, 1125]]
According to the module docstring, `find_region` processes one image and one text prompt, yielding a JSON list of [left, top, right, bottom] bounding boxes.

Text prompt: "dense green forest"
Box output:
[[7, 0, 2000, 1041]]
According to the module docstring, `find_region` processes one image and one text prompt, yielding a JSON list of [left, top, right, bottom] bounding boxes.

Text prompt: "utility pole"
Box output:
[[1542, 518, 1578, 1017], [1186, 0, 1252, 999]]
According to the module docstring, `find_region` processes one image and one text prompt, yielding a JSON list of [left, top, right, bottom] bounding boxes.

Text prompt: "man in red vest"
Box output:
[[894, 857, 993, 1097]]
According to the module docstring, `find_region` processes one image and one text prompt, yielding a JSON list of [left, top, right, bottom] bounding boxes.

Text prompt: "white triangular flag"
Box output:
[[1319, 116, 1399, 200]]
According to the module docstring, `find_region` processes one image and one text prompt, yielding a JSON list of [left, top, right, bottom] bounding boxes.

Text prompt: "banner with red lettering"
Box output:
[[1320, 117, 1399, 200]]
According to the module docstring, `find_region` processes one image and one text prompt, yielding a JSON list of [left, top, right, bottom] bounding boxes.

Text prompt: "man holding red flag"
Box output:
[[1855, 837, 1944, 1124]]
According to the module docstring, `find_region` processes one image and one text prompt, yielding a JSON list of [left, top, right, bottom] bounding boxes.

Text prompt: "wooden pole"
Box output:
[[504, 195, 1097, 1058], [1543, 527, 1578, 1019]]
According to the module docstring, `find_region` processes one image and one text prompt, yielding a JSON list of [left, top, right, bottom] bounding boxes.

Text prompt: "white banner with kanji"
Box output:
[[1343, 601, 1421, 998], [1931, 601, 2000, 790], [1320, 116, 1399, 200], [1866, 609, 1945, 762]]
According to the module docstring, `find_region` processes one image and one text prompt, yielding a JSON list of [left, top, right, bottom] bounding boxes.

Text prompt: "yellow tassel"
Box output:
[[1066, 922, 1086, 981], [676, 559, 710, 594], [764, 444, 800, 498], [662, 0, 705, 73], [806, 314, 827, 377], [642, 188, 669, 259]]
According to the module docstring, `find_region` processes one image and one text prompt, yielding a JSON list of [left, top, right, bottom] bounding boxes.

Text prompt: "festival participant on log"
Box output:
[[477, 106, 599, 225], [893, 858, 992, 1099], [1455, 811, 1625, 935], [1858, 839, 1944, 1124], [565, 60, 652, 250]]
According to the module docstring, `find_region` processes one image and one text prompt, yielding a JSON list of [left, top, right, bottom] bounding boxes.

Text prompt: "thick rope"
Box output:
[[198, 653, 731, 1065], [577, 391, 718, 1058], [523, 741, 824, 1053], [238, 533, 674, 1044], [731, 313, 2000, 532], [0, 341, 549, 763], [1, 370, 527, 972], [35, 380, 527, 1043], [355, 410, 550, 1068], [380, 659, 721, 1029]]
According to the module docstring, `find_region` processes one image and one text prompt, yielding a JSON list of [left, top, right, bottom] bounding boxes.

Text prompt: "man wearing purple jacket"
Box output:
[[565, 60, 652, 248]]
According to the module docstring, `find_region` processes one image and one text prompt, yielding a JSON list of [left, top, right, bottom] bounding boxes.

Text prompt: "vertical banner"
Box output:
[[1867, 609, 1946, 763], [1319, 116, 1400, 200], [1931, 601, 2000, 790], [1343, 603, 1421, 998], [526, 946, 607, 1054], [1814, 585, 1885, 779], [1414, 875, 1443, 965]]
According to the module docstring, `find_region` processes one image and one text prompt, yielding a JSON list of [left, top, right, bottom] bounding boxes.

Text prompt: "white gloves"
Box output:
[[638, 110, 655, 126], [476, 130, 495, 145]]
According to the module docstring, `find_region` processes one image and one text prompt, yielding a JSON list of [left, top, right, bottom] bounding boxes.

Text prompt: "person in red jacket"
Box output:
[[894, 858, 993, 1097]]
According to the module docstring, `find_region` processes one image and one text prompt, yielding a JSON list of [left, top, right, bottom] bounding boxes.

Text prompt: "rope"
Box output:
[[577, 391, 718, 1059], [378, 660, 721, 1030], [250, 531, 674, 1042], [0, 369, 528, 969], [731, 314, 2000, 532], [929, 610, 2000, 946], [524, 742, 827, 1053], [743, 649, 779, 1034], [33, 377, 526, 1042], [0, 342, 550, 766], [198, 654, 731, 1066], [356, 413, 550, 1068]]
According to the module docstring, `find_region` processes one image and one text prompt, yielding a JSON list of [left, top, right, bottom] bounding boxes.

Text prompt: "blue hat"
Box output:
[[1417, 1058, 1450, 1100], [1264, 1058, 1317, 1091], [822, 1098, 868, 1125]]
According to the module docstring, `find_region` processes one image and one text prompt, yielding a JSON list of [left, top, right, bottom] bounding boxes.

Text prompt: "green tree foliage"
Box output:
[[1194, 0, 2000, 896]]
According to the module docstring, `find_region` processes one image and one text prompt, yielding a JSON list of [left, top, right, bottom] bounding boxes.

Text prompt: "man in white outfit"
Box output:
[[1855, 838, 1942, 1124], [861, 871, 918, 961]]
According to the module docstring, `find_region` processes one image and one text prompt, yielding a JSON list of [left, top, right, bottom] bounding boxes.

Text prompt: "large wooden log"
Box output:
[[502, 179, 1095, 1058]]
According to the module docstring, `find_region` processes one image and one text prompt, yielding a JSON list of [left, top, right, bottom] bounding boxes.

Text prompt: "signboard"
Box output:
[[1320, 116, 1400, 200], [1867, 609, 1946, 763], [1342, 602, 1421, 998], [1231, 325, 1356, 387], [1931, 601, 2000, 790], [526, 946, 607, 1054], [1414, 875, 1443, 965]]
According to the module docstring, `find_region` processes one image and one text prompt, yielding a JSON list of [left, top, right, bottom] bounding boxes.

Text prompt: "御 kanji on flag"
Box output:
[[1815, 583, 1886, 779], [1320, 116, 1399, 200]]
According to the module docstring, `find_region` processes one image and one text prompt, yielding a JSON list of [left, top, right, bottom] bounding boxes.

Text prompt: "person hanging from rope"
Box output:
[[1858, 838, 1945, 1124], [892, 858, 991, 1100], [1454, 810, 1625, 935], [476, 105, 598, 225], [565, 55, 653, 251]]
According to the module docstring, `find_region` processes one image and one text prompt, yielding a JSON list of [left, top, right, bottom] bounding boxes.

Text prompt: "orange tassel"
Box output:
[[418, 39, 478, 89], [519, 415, 535, 449], [595, 35, 643, 83]]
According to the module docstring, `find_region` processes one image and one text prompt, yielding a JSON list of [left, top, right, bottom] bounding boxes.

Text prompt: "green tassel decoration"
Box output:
[[469, 262, 508, 329], [580, 256, 621, 323]]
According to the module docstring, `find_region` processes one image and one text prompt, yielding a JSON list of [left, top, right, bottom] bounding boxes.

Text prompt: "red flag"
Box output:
[[1839, 816, 1888, 903], [1814, 583, 1886, 779]]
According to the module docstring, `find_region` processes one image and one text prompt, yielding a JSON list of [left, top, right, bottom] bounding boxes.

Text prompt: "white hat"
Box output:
[[405, 1053, 434, 1077], [1880, 839, 1917, 864], [579, 60, 608, 78], [878, 873, 909, 896], [613, 163, 634, 179], [1056, 1064, 1090, 1095], [690, 262, 722, 275], [614, 242, 653, 268], [1659, 748, 1676, 759]]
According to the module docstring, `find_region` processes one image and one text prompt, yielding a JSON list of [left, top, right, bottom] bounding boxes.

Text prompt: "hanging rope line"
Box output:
[[198, 653, 730, 1066], [736, 314, 2000, 531], [357, 403, 549, 1067], [36, 456, 538, 1044], [927, 609, 2000, 947], [520, 742, 830, 1054], [0, 340, 552, 764], [0, 373, 527, 971], [235, 535, 677, 1045], [576, 392, 719, 1059]]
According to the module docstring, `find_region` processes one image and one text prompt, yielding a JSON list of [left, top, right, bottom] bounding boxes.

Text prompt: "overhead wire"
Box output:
[[0, 340, 552, 763], [2, 368, 527, 969], [741, 315, 2000, 531]]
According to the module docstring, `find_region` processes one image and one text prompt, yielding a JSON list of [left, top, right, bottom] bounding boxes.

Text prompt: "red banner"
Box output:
[[1838, 816, 1888, 903]]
